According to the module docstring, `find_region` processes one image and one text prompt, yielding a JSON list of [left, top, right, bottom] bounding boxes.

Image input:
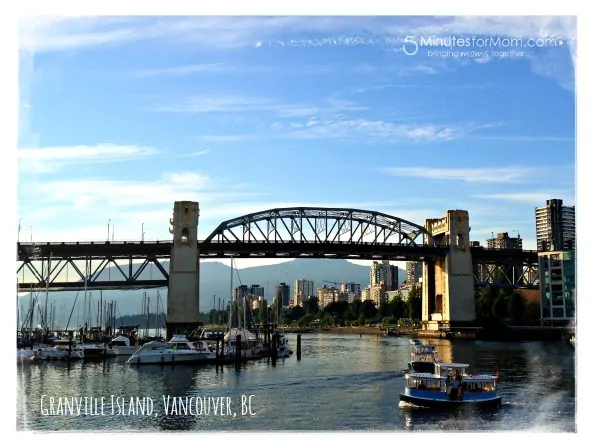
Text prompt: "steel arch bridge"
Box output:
[[203, 207, 434, 246]]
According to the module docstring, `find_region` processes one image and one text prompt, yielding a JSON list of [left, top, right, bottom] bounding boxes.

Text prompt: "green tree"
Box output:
[[358, 314, 366, 326], [321, 313, 335, 328], [360, 300, 378, 320], [257, 300, 268, 324], [390, 295, 407, 320], [299, 314, 315, 327], [303, 296, 320, 315], [407, 285, 422, 321]]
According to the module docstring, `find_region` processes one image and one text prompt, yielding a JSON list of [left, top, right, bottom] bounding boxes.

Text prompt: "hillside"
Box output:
[[18, 259, 407, 326]]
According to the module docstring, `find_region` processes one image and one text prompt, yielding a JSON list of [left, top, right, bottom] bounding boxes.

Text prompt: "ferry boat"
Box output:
[[276, 334, 292, 358], [127, 335, 216, 365], [399, 361, 501, 408], [408, 343, 438, 374], [409, 338, 422, 346]]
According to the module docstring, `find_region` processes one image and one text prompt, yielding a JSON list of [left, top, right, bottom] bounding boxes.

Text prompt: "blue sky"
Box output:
[[17, 15, 576, 268]]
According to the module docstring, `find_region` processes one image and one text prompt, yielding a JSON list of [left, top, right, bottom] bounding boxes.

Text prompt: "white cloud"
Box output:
[[472, 191, 575, 204], [271, 118, 484, 142], [185, 149, 210, 157], [18, 144, 158, 174], [382, 166, 534, 183], [196, 135, 256, 142], [133, 63, 226, 76], [19, 16, 575, 90]]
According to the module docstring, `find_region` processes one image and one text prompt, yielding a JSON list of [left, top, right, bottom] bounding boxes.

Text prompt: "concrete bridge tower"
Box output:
[[166, 201, 201, 339], [422, 210, 476, 330]]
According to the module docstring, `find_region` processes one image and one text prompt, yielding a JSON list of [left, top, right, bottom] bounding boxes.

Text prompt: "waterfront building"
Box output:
[[370, 283, 387, 309], [535, 199, 575, 252], [485, 232, 523, 284], [486, 232, 523, 250], [370, 261, 391, 289], [317, 285, 337, 308], [275, 282, 290, 307], [361, 287, 371, 303], [340, 281, 361, 303], [294, 279, 314, 307], [538, 250, 575, 325], [406, 262, 423, 285]]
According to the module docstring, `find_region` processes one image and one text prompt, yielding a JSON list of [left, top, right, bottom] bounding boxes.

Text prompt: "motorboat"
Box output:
[[31, 341, 85, 361], [80, 343, 109, 360], [17, 348, 37, 363], [127, 335, 217, 365], [277, 334, 292, 358], [409, 338, 422, 346], [408, 344, 439, 374], [106, 335, 138, 356], [223, 328, 267, 360], [399, 362, 502, 408]]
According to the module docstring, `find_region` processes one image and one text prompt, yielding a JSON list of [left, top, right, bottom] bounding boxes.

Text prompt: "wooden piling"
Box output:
[[236, 334, 242, 365], [215, 338, 220, 364], [296, 333, 301, 360]]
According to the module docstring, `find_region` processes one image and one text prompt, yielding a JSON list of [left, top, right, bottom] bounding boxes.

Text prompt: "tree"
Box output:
[[299, 314, 315, 327], [257, 300, 268, 324], [303, 296, 320, 315], [492, 294, 508, 319], [507, 291, 526, 323], [360, 300, 377, 320], [390, 295, 407, 320], [407, 285, 422, 321], [284, 305, 306, 322]]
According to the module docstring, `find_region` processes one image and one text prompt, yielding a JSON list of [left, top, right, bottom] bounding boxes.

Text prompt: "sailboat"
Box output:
[[222, 258, 266, 360]]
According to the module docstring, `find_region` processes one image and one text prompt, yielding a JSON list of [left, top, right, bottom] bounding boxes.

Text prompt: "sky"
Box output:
[[16, 15, 577, 269]]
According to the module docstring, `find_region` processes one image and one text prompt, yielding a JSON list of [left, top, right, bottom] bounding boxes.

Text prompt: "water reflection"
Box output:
[[16, 334, 575, 432]]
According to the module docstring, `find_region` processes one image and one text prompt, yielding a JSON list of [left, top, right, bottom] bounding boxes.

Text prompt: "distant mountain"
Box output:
[[18, 259, 406, 326]]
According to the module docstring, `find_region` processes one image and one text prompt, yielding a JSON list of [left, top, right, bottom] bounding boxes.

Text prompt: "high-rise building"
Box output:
[[340, 282, 361, 303], [250, 284, 264, 298], [535, 199, 575, 252], [486, 232, 523, 250], [538, 250, 575, 324], [294, 279, 314, 307], [405, 261, 423, 285], [390, 265, 399, 290], [274, 282, 290, 307]]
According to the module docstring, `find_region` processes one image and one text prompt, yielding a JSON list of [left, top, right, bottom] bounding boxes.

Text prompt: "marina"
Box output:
[[17, 334, 575, 431]]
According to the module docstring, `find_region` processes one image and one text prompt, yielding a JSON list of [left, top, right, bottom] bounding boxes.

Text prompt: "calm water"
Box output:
[[16, 334, 576, 432]]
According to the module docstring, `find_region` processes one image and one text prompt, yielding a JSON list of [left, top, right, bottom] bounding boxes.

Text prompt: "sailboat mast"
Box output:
[[83, 260, 88, 329], [230, 257, 236, 329], [43, 253, 52, 330]]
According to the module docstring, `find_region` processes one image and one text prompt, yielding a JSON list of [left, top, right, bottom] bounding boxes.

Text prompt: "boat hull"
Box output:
[[399, 393, 502, 409], [128, 352, 216, 365]]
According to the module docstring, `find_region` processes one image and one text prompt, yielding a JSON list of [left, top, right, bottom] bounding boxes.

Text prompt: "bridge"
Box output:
[[15, 204, 540, 335]]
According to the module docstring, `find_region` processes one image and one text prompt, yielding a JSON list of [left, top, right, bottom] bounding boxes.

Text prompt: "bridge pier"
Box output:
[[166, 201, 202, 340], [422, 210, 476, 331]]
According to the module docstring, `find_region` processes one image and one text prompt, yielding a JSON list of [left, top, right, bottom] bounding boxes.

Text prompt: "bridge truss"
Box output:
[[17, 242, 170, 292], [204, 207, 433, 246], [471, 248, 539, 288]]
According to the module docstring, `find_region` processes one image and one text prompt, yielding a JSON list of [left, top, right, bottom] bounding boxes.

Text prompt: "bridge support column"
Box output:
[[422, 210, 476, 330], [166, 201, 202, 340]]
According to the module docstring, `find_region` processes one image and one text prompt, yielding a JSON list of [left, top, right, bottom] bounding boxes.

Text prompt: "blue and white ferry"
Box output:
[[399, 361, 501, 408], [408, 343, 439, 374]]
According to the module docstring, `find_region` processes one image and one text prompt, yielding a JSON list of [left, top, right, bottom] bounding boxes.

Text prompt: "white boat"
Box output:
[[569, 335, 575, 347], [408, 344, 439, 373], [223, 328, 266, 359], [106, 336, 138, 356], [127, 335, 217, 365], [31, 341, 85, 361], [17, 348, 36, 362], [399, 362, 502, 408], [409, 338, 422, 346], [277, 335, 292, 358]]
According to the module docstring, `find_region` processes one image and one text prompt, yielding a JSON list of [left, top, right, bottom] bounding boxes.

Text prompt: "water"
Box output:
[[16, 334, 576, 432]]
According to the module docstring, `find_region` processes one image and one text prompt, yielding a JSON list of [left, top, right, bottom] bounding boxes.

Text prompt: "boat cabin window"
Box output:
[[406, 377, 442, 391], [172, 343, 190, 350]]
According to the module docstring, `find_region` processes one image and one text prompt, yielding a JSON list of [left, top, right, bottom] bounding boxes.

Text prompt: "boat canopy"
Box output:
[[168, 335, 190, 343], [137, 341, 168, 352], [224, 328, 258, 341], [437, 362, 469, 369]]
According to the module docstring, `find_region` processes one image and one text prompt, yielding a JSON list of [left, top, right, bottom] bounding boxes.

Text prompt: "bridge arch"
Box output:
[[203, 207, 434, 246]]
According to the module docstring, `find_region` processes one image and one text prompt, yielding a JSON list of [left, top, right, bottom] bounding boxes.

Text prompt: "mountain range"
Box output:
[[18, 259, 406, 327]]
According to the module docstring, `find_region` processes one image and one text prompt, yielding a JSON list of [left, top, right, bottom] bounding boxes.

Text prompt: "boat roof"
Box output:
[[140, 340, 168, 348], [437, 362, 469, 368], [168, 335, 190, 342], [407, 373, 498, 381]]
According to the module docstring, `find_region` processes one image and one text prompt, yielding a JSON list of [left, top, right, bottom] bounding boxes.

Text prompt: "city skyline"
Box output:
[[17, 15, 575, 269]]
